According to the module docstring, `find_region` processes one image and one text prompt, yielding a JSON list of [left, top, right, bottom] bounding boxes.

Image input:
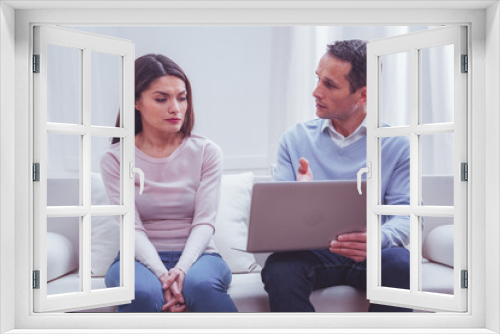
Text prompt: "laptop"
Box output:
[[236, 180, 366, 253]]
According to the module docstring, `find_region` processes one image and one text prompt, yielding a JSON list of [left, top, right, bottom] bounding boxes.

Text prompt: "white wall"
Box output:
[[46, 25, 447, 178], [486, 2, 500, 332], [65, 26, 275, 175], [0, 2, 16, 333]]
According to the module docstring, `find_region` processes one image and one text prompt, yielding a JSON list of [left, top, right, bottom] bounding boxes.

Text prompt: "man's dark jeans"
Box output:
[[261, 247, 411, 312]]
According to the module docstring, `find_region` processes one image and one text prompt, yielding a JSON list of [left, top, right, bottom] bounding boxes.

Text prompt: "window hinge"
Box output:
[[461, 54, 468, 73], [461, 162, 468, 181], [461, 270, 468, 289], [33, 54, 40, 73], [33, 270, 40, 289], [33, 163, 40, 182]]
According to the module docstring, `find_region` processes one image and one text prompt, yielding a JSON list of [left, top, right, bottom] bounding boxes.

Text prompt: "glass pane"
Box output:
[[380, 136, 410, 205], [380, 51, 410, 127], [421, 133, 454, 206], [380, 215, 410, 292], [47, 44, 81, 124], [92, 136, 120, 206], [91, 215, 121, 290], [91, 52, 121, 127], [47, 216, 81, 295], [47, 133, 81, 206], [420, 45, 454, 124], [421, 217, 454, 295]]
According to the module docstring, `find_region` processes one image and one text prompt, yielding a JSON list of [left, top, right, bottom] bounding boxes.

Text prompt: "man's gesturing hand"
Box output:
[[329, 231, 367, 262], [297, 157, 313, 182]]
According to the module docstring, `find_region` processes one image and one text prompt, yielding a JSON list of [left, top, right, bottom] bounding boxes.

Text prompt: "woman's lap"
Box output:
[[105, 252, 236, 312]]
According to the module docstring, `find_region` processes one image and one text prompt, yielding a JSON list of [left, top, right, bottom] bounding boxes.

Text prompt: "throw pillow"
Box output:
[[214, 172, 261, 274]]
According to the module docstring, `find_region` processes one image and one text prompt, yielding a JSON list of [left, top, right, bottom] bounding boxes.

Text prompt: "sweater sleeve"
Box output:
[[135, 231, 168, 277], [273, 134, 296, 182], [100, 146, 168, 278], [380, 139, 411, 249], [175, 224, 214, 273], [174, 142, 221, 272], [190, 142, 223, 230]]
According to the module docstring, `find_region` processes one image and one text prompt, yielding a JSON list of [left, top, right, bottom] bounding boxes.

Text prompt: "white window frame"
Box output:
[[32, 25, 136, 312], [365, 25, 468, 312], [1, 2, 499, 333]]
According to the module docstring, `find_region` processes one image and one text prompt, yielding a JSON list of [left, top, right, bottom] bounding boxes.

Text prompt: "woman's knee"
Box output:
[[183, 274, 220, 299], [105, 261, 121, 288], [134, 283, 163, 308], [109, 260, 164, 312]]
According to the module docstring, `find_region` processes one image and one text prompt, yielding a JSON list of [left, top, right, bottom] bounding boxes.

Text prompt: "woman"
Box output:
[[101, 54, 237, 312]]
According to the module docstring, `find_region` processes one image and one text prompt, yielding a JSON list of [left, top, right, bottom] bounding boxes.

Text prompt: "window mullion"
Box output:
[[81, 47, 92, 294], [409, 46, 420, 295]]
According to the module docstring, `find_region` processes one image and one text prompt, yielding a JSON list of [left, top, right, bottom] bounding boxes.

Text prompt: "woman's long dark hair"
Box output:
[[112, 54, 194, 144]]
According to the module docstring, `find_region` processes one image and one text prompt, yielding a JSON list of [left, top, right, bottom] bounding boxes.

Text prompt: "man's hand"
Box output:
[[329, 231, 367, 262], [297, 157, 313, 182]]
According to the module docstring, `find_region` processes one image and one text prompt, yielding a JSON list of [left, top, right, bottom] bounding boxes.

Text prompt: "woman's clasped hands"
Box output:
[[159, 268, 187, 312]]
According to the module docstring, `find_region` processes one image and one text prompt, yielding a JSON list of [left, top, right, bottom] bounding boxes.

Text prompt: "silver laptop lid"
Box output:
[[246, 180, 366, 253]]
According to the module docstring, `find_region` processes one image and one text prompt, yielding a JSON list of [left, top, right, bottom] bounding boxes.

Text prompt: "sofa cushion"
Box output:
[[421, 261, 454, 295], [228, 273, 270, 312], [422, 224, 454, 268], [228, 273, 370, 312], [214, 172, 261, 274], [310, 285, 369, 312], [47, 232, 78, 281]]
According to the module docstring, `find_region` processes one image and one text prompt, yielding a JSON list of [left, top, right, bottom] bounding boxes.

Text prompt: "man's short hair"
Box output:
[[326, 40, 367, 94]]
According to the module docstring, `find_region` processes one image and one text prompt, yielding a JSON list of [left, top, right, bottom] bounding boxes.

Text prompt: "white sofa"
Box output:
[[46, 173, 454, 313]]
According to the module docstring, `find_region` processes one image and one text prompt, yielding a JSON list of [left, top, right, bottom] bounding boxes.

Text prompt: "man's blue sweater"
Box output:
[[274, 118, 410, 249]]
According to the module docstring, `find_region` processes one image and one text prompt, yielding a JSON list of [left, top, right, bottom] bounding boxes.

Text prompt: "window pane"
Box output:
[[47, 216, 81, 295], [47, 44, 81, 124], [421, 217, 454, 295], [91, 51, 121, 127], [91, 215, 121, 290], [380, 52, 410, 127], [421, 133, 454, 206], [92, 136, 120, 206], [380, 136, 410, 205], [380, 215, 410, 292], [420, 45, 454, 124], [47, 133, 81, 206]]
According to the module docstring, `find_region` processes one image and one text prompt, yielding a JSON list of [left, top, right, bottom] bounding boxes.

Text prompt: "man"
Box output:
[[261, 40, 411, 312]]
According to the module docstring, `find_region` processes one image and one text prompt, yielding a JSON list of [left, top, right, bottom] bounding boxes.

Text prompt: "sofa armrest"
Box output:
[[422, 224, 454, 268], [47, 232, 78, 281]]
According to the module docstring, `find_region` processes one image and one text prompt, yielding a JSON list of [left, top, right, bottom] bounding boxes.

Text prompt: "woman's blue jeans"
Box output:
[[105, 251, 238, 312], [261, 247, 412, 312]]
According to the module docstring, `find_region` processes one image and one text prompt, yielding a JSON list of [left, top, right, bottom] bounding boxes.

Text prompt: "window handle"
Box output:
[[129, 161, 145, 195], [357, 162, 371, 195]]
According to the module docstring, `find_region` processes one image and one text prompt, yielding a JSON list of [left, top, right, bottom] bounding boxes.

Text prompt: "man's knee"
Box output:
[[261, 251, 316, 287], [381, 247, 410, 289], [262, 253, 288, 282]]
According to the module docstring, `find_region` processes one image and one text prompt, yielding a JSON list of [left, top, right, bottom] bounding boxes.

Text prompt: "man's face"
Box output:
[[313, 54, 366, 121]]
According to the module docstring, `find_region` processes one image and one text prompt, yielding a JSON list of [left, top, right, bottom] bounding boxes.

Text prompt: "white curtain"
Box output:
[[267, 26, 319, 162]]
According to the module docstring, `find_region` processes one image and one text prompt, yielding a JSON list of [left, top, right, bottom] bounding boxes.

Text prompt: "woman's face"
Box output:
[[135, 75, 188, 136]]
